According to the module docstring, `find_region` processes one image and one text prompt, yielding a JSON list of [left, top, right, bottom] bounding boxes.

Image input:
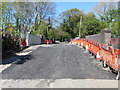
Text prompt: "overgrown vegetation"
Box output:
[[1, 1, 119, 54], [1, 1, 56, 54]]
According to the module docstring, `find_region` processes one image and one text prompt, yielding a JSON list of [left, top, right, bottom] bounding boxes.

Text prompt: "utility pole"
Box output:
[[46, 17, 50, 39], [79, 16, 82, 39], [118, 1, 120, 49], [48, 17, 50, 32]]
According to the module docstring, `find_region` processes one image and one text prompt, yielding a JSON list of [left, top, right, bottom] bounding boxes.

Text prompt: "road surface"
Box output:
[[1, 42, 118, 88]]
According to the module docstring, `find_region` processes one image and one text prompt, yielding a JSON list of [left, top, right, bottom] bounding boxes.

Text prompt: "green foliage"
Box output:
[[64, 32, 71, 41], [58, 8, 85, 38], [1, 1, 119, 45], [57, 2, 119, 40], [80, 12, 102, 37], [31, 22, 48, 39], [58, 9, 104, 39], [93, 1, 118, 37], [1, 2, 56, 41], [2, 36, 21, 53], [47, 28, 54, 40]]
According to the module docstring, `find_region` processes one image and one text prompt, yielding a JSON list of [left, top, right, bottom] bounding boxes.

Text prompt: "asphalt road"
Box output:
[[2, 42, 116, 79]]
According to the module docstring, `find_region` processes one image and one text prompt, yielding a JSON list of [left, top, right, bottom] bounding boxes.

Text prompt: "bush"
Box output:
[[2, 35, 21, 53]]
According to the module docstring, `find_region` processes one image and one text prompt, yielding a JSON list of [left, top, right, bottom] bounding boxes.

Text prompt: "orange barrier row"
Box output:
[[43, 39, 52, 44], [100, 44, 114, 68], [79, 39, 101, 60], [70, 38, 120, 79], [113, 49, 120, 71]]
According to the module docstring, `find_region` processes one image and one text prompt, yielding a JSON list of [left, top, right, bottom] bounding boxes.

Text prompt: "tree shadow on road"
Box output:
[[2, 54, 34, 65], [13, 55, 34, 65]]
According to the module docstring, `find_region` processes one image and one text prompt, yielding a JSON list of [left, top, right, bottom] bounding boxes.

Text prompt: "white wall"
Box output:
[[28, 35, 41, 46]]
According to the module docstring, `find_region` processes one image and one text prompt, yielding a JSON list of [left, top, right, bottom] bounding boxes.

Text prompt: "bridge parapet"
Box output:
[[86, 28, 111, 45]]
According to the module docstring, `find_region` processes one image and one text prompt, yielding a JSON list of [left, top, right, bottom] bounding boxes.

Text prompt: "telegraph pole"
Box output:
[[46, 17, 50, 39], [79, 16, 82, 39], [48, 17, 50, 32], [118, 1, 120, 49]]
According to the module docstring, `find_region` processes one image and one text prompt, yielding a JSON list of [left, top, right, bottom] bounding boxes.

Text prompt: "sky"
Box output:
[[55, 2, 99, 15], [53, 2, 99, 27]]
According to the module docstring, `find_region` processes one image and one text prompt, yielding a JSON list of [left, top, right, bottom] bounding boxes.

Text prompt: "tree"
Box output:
[[118, 1, 120, 36], [1, 1, 56, 54], [14, 2, 34, 33], [93, 1, 118, 37], [58, 8, 85, 38], [31, 21, 48, 38], [47, 28, 54, 40], [57, 9, 103, 39], [93, 1, 116, 21], [13, 1, 56, 38], [1, 2, 14, 35], [32, 1, 56, 33]]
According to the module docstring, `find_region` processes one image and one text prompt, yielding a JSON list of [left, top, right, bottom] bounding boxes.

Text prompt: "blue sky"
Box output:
[[55, 2, 99, 15], [53, 2, 99, 27]]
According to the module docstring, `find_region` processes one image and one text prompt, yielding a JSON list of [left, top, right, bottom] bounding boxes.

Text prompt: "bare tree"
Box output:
[[14, 2, 34, 32], [32, 1, 56, 32], [93, 0, 116, 21]]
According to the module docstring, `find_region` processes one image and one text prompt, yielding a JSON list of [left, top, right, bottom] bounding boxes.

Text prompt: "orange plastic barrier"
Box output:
[[83, 39, 101, 59], [92, 41, 101, 60], [43, 40, 52, 44], [88, 40, 93, 52], [83, 39, 89, 51], [100, 45, 120, 72], [83, 39, 86, 48], [77, 40, 80, 46], [71, 39, 75, 44], [21, 39, 26, 48], [75, 39, 79, 45], [80, 39, 84, 47], [100, 44, 114, 67], [77, 39, 82, 46], [69, 38, 120, 78], [112, 49, 120, 72]]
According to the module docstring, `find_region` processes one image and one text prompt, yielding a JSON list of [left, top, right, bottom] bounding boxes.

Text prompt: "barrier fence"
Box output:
[[110, 38, 120, 51], [70, 39, 120, 79], [21, 38, 26, 48]]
